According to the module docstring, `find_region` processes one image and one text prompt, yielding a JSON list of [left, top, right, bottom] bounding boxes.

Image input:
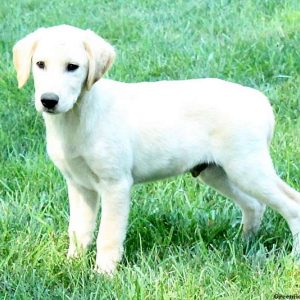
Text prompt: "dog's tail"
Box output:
[[266, 98, 275, 147]]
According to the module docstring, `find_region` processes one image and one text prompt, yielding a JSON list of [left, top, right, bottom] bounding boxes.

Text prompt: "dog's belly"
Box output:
[[132, 164, 186, 183], [130, 126, 214, 183], [132, 163, 208, 183], [131, 152, 210, 183]]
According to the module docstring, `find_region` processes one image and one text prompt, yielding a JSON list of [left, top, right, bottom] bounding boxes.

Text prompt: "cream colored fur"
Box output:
[[13, 25, 300, 275]]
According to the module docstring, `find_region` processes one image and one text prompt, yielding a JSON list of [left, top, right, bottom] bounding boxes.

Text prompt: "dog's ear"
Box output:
[[13, 28, 45, 88], [84, 30, 115, 90]]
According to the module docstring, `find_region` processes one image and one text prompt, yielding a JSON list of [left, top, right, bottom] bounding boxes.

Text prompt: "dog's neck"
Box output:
[[42, 83, 110, 146], [43, 86, 106, 144], [42, 91, 88, 141]]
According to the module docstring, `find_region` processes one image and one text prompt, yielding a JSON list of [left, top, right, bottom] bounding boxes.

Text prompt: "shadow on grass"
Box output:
[[123, 205, 292, 265]]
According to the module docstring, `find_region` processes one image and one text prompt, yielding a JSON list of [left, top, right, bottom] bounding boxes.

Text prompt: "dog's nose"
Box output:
[[41, 93, 59, 109]]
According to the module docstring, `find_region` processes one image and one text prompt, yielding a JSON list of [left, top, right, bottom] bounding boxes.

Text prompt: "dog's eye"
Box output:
[[66, 64, 79, 72], [36, 61, 45, 69]]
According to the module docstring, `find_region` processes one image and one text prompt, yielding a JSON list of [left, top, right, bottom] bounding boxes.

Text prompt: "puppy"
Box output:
[[13, 25, 300, 274]]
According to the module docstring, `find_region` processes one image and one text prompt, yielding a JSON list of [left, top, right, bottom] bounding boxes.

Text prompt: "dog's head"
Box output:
[[13, 25, 115, 114]]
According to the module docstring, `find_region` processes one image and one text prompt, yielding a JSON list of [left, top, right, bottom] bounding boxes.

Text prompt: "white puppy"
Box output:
[[13, 25, 300, 274]]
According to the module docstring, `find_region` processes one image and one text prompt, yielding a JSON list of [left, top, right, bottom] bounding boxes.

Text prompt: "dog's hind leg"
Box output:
[[223, 149, 300, 257], [199, 165, 266, 237]]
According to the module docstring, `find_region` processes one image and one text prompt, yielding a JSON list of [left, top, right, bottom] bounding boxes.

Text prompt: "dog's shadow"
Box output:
[[122, 183, 291, 266]]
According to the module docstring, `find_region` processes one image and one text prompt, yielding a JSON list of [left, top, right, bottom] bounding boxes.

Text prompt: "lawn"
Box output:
[[1, 0, 300, 299]]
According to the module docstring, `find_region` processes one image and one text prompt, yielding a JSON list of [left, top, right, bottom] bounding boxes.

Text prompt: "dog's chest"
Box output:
[[47, 141, 100, 190]]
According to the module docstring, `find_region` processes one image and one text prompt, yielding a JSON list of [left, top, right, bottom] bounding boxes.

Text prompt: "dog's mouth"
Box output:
[[41, 105, 74, 115], [42, 108, 59, 114]]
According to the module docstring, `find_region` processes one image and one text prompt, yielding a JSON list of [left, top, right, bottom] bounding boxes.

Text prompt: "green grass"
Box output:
[[1, 0, 300, 298]]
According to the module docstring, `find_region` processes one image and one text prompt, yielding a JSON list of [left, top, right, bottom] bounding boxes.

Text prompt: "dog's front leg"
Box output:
[[67, 180, 100, 258], [95, 178, 132, 275]]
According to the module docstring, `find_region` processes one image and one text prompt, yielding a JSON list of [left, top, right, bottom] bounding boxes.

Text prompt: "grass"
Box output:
[[1, 0, 300, 298]]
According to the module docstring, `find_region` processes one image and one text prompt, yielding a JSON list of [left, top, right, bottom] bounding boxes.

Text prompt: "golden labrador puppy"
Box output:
[[13, 25, 300, 274]]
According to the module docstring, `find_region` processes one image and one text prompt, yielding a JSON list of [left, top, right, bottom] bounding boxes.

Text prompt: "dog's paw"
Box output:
[[242, 229, 258, 242], [94, 258, 117, 276], [94, 248, 122, 276], [291, 249, 300, 263], [67, 244, 84, 259], [292, 235, 300, 255]]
